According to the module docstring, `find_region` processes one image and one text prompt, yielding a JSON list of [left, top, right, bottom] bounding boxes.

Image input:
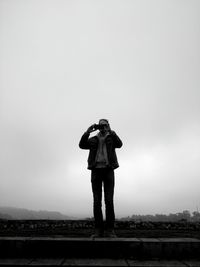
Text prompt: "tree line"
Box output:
[[120, 210, 200, 222]]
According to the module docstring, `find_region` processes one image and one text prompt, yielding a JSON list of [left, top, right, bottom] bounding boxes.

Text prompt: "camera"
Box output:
[[94, 124, 105, 130]]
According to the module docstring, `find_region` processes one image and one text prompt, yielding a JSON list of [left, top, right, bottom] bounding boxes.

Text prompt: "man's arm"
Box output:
[[79, 124, 96, 149], [79, 132, 90, 149], [110, 130, 123, 148]]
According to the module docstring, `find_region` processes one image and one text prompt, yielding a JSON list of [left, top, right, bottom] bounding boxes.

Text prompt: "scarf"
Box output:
[[95, 132, 109, 168]]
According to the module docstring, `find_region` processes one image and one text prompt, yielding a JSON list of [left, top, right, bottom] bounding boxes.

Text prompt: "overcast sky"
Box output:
[[0, 0, 200, 218]]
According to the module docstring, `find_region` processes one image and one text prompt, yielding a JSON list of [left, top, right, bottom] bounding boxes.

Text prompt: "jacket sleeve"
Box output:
[[79, 132, 91, 149], [110, 131, 123, 148]]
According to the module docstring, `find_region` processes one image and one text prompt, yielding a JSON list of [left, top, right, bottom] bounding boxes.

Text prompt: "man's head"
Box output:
[[98, 119, 110, 133], [99, 119, 109, 125]]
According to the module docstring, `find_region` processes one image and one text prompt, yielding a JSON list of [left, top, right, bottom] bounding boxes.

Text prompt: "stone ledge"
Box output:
[[0, 258, 200, 266], [0, 237, 200, 259]]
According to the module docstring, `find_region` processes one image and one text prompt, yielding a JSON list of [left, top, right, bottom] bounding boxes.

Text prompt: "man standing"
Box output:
[[79, 119, 123, 237]]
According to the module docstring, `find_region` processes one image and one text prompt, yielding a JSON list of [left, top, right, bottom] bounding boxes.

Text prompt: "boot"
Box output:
[[90, 228, 104, 238], [104, 228, 117, 238]]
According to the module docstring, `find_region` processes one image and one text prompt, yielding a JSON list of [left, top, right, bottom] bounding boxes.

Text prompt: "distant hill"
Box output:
[[0, 206, 75, 220], [0, 212, 13, 220]]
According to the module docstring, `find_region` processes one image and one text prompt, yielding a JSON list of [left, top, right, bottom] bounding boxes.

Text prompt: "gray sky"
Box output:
[[0, 0, 200, 218]]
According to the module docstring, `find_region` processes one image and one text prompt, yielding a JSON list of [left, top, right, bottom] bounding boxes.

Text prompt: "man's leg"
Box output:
[[91, 169, 104, 236], [104, 168, 116, 236]]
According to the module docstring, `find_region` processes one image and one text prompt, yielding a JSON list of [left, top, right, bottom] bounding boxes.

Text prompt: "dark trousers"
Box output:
[[91, 168, 115, 230]]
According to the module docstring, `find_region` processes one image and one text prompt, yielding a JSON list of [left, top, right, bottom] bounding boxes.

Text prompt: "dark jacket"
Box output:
[[79, 131, 123, 170]]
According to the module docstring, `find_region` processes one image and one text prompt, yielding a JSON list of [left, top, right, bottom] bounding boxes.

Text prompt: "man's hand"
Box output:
[[106, 124, 114, 134], [107, 124, 111, 132], [86, 124, 96, 134], [109, 130, 116, 135]]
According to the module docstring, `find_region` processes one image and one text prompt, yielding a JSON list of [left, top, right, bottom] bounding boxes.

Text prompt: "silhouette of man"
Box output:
[[79, 119, 123, 237]]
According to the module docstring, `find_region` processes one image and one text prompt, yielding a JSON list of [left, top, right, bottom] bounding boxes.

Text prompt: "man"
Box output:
[[79, 119, 123, 237]]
